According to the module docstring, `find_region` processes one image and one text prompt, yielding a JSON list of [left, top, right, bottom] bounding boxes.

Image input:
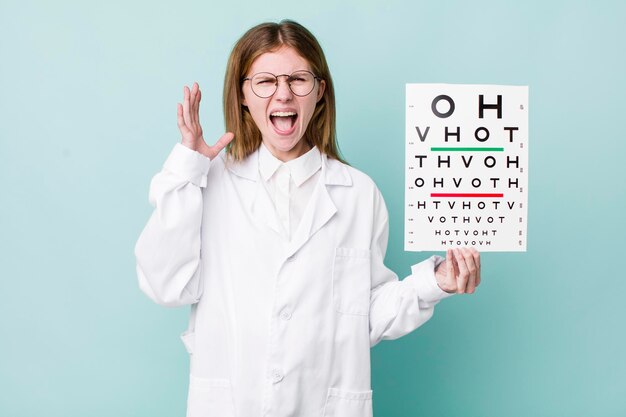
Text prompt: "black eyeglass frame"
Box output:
[[241, 70, 323, 98]]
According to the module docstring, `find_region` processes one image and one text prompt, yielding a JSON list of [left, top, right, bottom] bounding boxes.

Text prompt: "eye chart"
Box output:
[[405, 84, 528, 252]]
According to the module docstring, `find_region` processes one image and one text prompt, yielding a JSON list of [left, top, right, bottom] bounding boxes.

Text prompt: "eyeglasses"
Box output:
[[242, 70, 322, 98]]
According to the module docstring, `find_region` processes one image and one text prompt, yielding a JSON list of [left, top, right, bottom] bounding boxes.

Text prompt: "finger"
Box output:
[[183, 85, 192, 128], [196, 88, 202, 123], [460, 247, 477, 293], [177, 103, 190, 136], [453, 248, 468, 294], [190, 82, 199, 124], [208, 132, 235, 159], [445, 249, 455, 291], [471, 247, 481, 287], [195, 86, 202, 126]]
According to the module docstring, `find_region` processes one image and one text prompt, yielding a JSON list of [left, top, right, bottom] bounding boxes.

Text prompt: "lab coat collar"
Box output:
[[224, 147, 352, 187], [285, 172, 336, 258], [257, 143, 283, 183], [224, 146, 352, 255], [258, 143, 322, 187]]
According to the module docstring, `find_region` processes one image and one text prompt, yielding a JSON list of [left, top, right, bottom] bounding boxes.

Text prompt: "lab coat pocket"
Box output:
[[333, 247, 371, 316], [321, 387, 373, 417], [186, 375, 236, 417]]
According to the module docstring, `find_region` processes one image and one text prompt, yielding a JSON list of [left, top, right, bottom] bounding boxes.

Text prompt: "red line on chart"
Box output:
[[430, 193, 504, 198]]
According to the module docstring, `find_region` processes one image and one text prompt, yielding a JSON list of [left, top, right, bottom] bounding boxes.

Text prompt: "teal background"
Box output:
[[1, 0, 625, 416]]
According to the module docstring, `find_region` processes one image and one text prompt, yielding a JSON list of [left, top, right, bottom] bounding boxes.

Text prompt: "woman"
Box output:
[[135, 19, 480, 417]]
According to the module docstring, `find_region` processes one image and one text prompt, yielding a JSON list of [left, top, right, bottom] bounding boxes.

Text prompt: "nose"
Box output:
[[273, 76, 293, 101]]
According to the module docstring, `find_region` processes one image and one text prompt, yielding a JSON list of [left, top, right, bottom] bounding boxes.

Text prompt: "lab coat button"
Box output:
[[271, 369, 284, 383], [280, 309, 292, 320]]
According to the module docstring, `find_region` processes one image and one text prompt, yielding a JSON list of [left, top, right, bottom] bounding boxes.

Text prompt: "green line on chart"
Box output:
[[430, 147, 504, 152]]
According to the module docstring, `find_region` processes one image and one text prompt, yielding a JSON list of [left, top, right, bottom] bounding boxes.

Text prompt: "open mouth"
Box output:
[[270, 111, 298, 134]]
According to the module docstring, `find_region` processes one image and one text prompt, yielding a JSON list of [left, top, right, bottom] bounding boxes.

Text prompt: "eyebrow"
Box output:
[[253, 70, 311, 75]]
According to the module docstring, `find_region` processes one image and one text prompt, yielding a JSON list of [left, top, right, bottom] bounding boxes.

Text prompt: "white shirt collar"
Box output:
[[258, 143, 322, 187]]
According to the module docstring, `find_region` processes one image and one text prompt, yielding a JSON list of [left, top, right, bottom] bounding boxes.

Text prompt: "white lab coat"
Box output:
[[135, 144, 452, 417]]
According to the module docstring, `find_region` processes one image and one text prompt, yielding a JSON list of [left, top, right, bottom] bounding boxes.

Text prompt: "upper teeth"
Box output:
[[271, 112, 296, 117]]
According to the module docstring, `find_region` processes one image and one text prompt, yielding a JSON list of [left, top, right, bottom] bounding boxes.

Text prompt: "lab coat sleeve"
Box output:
[[369, 188, 454, 347], [134, 143, 211, 307]]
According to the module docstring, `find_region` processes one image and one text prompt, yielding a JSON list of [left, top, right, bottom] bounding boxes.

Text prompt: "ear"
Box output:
[[316, 79, 326, 103]]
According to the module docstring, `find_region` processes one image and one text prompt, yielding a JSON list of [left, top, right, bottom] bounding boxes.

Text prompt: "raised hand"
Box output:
[[177, 82, 234, 160], [434, 247, 481, 294]]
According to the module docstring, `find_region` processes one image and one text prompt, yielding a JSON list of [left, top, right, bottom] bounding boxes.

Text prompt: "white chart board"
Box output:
[[405, 84, 529, 252]]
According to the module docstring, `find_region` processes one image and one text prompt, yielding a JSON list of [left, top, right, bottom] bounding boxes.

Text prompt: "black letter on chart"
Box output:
[[479, 95, 502, 119], [432, 95, 455, 118], [504, 127, 519, 142], [414, 155, 427, 168], [445, 127, 461, 142], [438, 155, 450, 168], [507, 156, 519, 168], [415, 126, 430, 142]]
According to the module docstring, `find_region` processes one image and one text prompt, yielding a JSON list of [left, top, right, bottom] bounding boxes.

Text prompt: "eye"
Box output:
[[252, 73, 276, 85], [255, 77, 275, 85], [289, 72, 311, 84]]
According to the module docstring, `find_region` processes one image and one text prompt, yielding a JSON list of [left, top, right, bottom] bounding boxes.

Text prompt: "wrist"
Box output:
[[180, 140, 199, 152]]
